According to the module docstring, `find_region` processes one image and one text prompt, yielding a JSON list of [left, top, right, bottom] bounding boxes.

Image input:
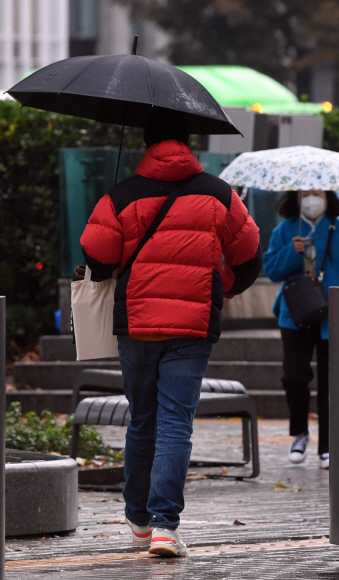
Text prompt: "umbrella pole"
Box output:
[[298, 191, 302, 237], [114, 36, 138, 185], [114, 118, 125, 186]]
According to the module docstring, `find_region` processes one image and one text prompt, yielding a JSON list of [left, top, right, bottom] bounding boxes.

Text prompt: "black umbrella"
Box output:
[[7, 37, 241, 182]]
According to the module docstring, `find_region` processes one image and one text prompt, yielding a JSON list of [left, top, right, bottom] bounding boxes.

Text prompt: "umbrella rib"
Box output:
[[141, 57, 154, 104], [58, 56, 103, 94]]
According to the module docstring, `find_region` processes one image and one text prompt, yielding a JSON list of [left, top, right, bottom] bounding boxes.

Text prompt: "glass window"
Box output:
[[32, 0, 38, 35], [69, 0, 98, 38], [13, 0, 20, 34]]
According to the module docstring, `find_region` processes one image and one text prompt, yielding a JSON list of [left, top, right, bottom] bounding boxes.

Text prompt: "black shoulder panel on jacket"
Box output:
[[109, 173, 233, 216]]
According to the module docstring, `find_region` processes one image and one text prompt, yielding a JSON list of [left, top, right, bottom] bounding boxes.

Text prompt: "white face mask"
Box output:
[[301, 195, 326, 220]]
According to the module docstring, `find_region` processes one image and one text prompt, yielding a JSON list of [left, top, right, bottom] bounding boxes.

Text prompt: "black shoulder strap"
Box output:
[[319, 217, 336, 281], [119, 179, 188, 278]]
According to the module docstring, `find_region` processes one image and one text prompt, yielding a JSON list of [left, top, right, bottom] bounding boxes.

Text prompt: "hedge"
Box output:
[[0, 100, 143, 348], [6, 401, 124, 461]]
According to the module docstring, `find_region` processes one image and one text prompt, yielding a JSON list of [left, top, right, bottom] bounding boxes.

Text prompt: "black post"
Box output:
[[0, 297, 6, 579], [114, 35, 139, 185], [329, 287, 339, 544]]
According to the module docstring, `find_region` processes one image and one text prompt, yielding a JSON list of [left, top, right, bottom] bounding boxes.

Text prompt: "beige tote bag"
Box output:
[[71, 266, 119, 361]]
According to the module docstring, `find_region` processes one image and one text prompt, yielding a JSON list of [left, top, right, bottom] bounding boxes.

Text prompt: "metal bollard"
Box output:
[[329, 287, 339, 544], [0, 297, 5, 579]]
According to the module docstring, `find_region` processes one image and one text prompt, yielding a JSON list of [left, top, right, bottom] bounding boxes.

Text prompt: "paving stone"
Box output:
[[5, 546, 339, 580], [4, 418, 333, 579]]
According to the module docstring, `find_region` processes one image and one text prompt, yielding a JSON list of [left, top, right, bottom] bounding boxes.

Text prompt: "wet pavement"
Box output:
[[5, 417, 336, 579]]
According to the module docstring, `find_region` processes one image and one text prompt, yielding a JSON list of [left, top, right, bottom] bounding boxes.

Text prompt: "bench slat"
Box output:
[[99, 397, 124, 425]]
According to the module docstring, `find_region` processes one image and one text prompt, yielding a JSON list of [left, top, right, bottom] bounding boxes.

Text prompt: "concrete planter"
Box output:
[[5, 449, 78, 537], [78, 465, 125, 489]]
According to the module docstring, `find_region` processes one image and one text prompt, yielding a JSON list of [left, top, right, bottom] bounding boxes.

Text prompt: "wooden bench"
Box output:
[[69, 370, 259, 479]]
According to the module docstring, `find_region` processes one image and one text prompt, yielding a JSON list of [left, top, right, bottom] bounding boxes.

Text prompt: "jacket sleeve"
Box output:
[[80, 194, 123, 277], [222, 189, 263, 297], [263, 223, 303, 283]]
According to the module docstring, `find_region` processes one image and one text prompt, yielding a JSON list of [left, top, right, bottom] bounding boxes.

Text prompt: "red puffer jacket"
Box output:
[[80, 140, 262, 342]]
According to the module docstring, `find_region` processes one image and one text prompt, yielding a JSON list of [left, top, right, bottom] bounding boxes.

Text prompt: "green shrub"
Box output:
[[0, 100, 143, 348], [323, 109, 339, 152], [5, 401, 122, 461]]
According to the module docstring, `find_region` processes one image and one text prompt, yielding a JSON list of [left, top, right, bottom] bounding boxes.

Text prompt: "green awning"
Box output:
[[178, 65, 324, 114]]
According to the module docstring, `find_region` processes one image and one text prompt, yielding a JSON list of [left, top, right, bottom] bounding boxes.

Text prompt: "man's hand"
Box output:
[[293, 236, 305, 254], [73, 264, 111, 282], [74, 264, 85, 280]]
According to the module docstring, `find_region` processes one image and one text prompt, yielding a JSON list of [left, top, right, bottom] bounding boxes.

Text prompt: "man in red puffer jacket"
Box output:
[[80, 109, 262, 556]]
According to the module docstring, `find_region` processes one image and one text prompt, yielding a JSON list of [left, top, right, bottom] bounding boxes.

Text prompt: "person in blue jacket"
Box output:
[[264, 189, 339, 469]]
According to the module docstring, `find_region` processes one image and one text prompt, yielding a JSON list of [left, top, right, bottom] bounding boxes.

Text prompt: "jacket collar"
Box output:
[[135, 139, 204, 181]]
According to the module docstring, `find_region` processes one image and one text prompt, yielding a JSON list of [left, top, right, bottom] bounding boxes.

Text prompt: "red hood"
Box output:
[[135, 140, 204, 181]]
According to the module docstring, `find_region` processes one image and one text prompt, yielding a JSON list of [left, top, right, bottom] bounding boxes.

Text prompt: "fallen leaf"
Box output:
[[21, 352, 40, 362], [40, 537, 46, 541], [96, 519, 123, 525], [54, 414, 69, 426], [273, 483, 287, 491], [6, 385, 17, 392], [93, 533, 109, 539], [186, 473, 207, 481], [221, 468, 229, 475], [76, 457, 87, 467], [233, 519, 246, 526]]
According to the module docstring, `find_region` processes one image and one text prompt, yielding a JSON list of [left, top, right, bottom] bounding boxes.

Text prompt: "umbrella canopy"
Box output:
[[219, 146, 339, 191], [7, 54, 241, 136], [177, 65, 323, 115]]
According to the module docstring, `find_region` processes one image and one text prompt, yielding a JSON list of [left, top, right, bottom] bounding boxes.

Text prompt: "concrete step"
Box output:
[[13, 360, 121, 390], [6, 389, 318, 419], [206, 361, 317, 389], [13, 359, 317, 391], [40, 330, 284, 363], [211, 330, 283, 362]]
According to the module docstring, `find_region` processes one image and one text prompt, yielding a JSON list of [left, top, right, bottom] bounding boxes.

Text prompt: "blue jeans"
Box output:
[[118, 336, 213, 529]]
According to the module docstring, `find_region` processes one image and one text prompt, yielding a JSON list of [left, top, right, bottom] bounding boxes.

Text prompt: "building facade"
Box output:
[[0, 0, 69, 90], [0, 0, 168, 92]]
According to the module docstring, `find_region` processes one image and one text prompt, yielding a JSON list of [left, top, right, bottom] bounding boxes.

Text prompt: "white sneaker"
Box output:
[[149, 527, 188, 557], [125, 517, 153, 547], [289, 430, 310, 464], [319, 453, 329, 470]]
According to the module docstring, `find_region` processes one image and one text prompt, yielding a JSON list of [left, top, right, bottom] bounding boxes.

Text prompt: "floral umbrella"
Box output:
[[219, 145, 339, 191]]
